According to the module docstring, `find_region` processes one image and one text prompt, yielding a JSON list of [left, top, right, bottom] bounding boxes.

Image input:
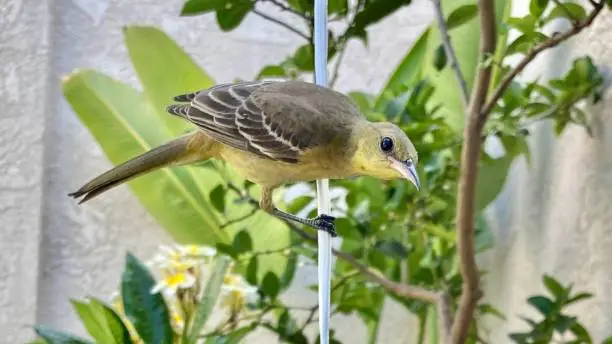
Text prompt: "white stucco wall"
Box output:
[[1, 0, 611, 343]]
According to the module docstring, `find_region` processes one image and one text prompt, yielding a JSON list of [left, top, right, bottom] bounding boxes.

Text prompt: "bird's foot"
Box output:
[[311, 214, 337, 237]]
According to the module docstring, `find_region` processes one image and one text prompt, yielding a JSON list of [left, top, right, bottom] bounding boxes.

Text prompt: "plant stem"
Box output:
[[450, 0, 496, 342], [252, 9, 310, 40]]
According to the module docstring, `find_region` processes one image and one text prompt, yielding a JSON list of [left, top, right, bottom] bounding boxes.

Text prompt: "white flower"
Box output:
[[147, 245, 216, 269], [220, 274, 258, 313], [177, 244, 217, 258], [150, 270, 196, 296]]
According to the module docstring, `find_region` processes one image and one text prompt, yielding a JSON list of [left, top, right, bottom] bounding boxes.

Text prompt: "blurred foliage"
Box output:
[[36, 0, 611, 343]]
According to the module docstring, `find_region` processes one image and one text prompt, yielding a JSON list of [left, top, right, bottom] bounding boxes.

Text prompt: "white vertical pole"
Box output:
[[313, 0, 331, 343]]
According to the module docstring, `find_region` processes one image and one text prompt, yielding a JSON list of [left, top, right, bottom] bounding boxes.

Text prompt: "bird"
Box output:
[[68, 80, 420, 237]]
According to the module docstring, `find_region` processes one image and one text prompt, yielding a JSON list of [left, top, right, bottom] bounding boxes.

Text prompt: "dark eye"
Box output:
[[380, 137, 394, 152]]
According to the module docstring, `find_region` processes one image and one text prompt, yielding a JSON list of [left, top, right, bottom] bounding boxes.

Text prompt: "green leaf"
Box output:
[[212, 326, 254, 344], [216, 0, 254, 31], [566, 292, 593, 305], [475, 154, 513, 211], [446, 4, 478, 30], [256, 65, 286, 79], [506, 15, 537, 34], [555, 315, 577, 334], [374, 28, 430, 111], [348, 91, 374, 114], [181, 0, 225, 16], [347, 0, 413, 41], [475, 214, 494, 252], [71, 298, 131, 344], [570, 322, 593, 343], [262, 272, 281, 299], [34, 326, 93, 344], [188, 256, 231, 344], [246, 256, 259, 285], [374, 239, 409, 259], [329, 0, 348, 15], [121, 253, 173, 344], [209, 184, 226, 214], [506, 34, 532, 55], [432, 44, 447, 71], [527, 295, 554, 316], [529, 0, 549, 18], [542, 274, 566, 299], [292, 44, 314, 71], [63, 70, 228, 245], [544, 3, 587, 23], [232, 230, 253, 253], [123, 26, 214, 136]]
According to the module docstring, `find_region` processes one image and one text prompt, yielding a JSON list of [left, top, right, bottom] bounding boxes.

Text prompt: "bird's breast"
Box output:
[[218, 145, 351, 186]]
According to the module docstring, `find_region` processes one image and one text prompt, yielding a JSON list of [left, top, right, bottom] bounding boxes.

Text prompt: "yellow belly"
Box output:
[[218, 145, 349, 187]]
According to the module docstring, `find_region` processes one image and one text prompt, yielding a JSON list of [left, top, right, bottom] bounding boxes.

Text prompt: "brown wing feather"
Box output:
[[167, 80, 361, 163]]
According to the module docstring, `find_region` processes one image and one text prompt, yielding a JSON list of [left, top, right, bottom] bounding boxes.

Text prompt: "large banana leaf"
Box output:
[[64, 71, 228, 245]]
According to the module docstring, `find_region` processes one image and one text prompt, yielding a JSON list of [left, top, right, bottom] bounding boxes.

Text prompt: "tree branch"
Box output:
[[431, 0, 470, 105], [450, 0, 496, 343], [252, 9, 310, 40], [481, 2, 604, 118], [260, 0, 311, 19]]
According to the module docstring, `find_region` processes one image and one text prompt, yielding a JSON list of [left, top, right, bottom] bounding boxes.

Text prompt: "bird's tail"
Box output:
[[69, 133, 203, 204]]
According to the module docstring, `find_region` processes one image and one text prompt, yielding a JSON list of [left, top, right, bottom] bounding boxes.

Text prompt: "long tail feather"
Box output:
[[69, 134, 194, 204]]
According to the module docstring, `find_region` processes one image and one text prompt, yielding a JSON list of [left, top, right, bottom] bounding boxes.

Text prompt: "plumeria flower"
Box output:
[[220, 273, 258, 314], [150, 269, 197, 296], [147, 244, 216, 270]]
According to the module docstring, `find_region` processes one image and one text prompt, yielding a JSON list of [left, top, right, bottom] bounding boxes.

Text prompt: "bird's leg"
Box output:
[[260, 186, 337, 237]]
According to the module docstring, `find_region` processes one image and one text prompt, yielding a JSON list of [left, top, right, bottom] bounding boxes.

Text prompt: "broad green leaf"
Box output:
[[63, 70, 228, 245], [347, 0, 413, 42], [121, 253, 173, 344], [475, 154, 513, 211], [432, 44, 447, 71], [544, 3, 587, 23], [527, 295, 554, 316], [542, 275, 566, 299], [529, 0, 549, 18], [216, 0, 254, 31], [256, 65, 286, 79], [506, 15, 538, 34], [232, 230, 253, 253], [181, 0, 225, 16], [293, 44, 315, 71], [246, 256, 259, 285], [262, 272, 281, 299], [209, 184, 226, 214], [475, 214, 494, 252], [71, 298, 131, 344], [374, 27, 430, 111], [446, 4, 478, 30], [187, 256, 231, 344], [212, 326, 254, 344], [329, 0, 348, 15], [34, 326, 93, 344], [123, 26, 214, 136], [374, 239, 409, 259]]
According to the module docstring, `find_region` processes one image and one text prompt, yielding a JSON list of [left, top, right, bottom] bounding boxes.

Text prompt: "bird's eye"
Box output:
[[380, 137, 394, 152]]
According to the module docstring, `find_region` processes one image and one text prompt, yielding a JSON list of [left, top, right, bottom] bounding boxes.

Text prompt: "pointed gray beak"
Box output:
[[391, 158, 420, 190]]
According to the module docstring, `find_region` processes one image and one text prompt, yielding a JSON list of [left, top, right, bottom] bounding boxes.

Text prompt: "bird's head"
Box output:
[[351, 122, 420, 189]]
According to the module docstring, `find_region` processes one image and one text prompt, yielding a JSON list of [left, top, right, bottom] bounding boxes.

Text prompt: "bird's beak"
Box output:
[[390, 158, 420, 190]]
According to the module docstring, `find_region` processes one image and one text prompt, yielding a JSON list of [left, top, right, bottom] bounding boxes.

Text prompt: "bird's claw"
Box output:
[[313, 214, 337, 237]]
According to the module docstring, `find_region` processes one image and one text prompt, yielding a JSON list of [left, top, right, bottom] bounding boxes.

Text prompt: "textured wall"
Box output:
[[2, 0, 612, 343]]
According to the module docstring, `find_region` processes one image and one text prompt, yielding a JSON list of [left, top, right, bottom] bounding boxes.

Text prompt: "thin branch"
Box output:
[[481, 2, 604, 118], [431, 0, 470, 105], [261, 0, 311, 19], [329, 42, 348, 88], [450, 0, 496, 343], [220, 207, 258, 229], [252, 9, 310, 40]]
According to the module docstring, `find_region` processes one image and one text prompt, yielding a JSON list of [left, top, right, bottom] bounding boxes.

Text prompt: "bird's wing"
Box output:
[[168, 81, 360, 164]]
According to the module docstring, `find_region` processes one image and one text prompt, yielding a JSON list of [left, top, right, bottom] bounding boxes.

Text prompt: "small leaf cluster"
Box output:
[[509, 275, 612, 344]]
